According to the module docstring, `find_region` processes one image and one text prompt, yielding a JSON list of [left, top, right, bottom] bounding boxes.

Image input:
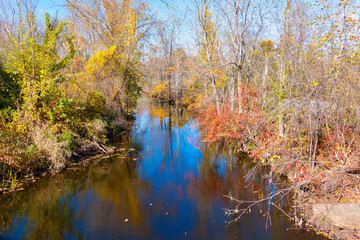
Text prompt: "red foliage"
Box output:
[[196, 84, 271, 147]]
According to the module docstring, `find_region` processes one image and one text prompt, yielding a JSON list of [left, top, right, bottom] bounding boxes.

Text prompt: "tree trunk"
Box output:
[[279, 64, 285, 138], [168, 40, 173, 102], [175, 57, 180, 101], [262, 57, 268, 90], [211, 74, 221, 115], [278, 0, 292, 138], [262, 57, 269, 104], [230, 65, 236, 112], [238, 69, 243, 113]]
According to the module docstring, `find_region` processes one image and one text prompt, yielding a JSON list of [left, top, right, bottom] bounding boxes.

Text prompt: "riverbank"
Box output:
[[149, 92, 360, 240], [0, 113, 135, 194], [225, 136, 360, 240], [0, 1, 144, 194], [258, 140, 360, 239], [0, 132, 140, 195], [232, 139, 360, 240]]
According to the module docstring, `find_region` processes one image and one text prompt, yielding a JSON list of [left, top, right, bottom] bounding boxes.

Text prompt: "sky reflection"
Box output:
[[0, 99, 325, 240]]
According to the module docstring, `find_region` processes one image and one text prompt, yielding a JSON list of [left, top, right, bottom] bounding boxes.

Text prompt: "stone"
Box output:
[[312, 203, 360, 230]]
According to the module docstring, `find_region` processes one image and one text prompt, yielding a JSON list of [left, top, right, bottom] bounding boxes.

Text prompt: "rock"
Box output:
[[312, 203, 360, 229]]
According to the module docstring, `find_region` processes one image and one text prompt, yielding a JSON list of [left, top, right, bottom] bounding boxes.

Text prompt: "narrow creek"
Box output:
[[0, 99, 325, 240]]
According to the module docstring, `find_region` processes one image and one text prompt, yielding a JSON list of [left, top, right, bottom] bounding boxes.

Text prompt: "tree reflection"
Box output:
[[89, 158, 152, 228], [0, 99, 325, 240], [0, 175, 81, 240]]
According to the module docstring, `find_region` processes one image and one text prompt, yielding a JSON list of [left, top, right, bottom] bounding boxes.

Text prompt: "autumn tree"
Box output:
[[193, 0, 223, 114], [4, 8, 75, 124], [214, 0, 268, 112], [66, 0, 154, 114]]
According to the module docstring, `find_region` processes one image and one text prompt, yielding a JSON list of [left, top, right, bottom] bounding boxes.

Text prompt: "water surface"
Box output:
[[0, 99, 324, 239]]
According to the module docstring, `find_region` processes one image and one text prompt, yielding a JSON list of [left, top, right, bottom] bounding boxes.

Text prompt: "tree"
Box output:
[[66, 0, 154, 112], [214, 0, 267, 112], [4, 10, 75, 122], [194, 0, 223, 114]]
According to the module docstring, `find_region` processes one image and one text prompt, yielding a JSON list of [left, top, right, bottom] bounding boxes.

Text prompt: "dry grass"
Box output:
[[30, 124, 72, 172]]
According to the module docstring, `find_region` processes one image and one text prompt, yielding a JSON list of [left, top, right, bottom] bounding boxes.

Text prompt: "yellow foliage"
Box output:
[[194, 93, 206, 108], [85, 45, 116, 74], [260, 39, 274, 52], [199, 3, 219, 65], [150, 82, 167, 97], [186, 92, 206, 111]]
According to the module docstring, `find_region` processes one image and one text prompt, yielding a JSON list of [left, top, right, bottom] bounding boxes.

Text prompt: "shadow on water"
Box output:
[[0, 99, 325, 240]]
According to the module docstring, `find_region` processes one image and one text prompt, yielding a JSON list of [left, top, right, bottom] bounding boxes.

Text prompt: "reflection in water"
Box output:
[[0, 99, 324, 240]]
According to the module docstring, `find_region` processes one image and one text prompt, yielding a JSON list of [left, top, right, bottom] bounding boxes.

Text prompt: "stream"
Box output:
[[0, 99, 325, 240]]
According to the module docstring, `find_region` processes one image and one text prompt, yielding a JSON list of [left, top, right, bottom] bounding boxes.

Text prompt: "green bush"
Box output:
[[86, 90, 106, 116]]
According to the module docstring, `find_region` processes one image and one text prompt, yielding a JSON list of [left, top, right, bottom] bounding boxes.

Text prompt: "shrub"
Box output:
[[30, 125, 72, 172], [86, 90, 106, 116]]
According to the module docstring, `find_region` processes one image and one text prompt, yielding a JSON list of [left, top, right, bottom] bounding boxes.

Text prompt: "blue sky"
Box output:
[[34, 0, 195, 48], [36, 0, 67, 18], [35, 0, 182, 19]]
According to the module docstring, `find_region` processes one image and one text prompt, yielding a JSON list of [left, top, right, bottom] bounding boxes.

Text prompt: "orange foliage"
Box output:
[[196, 84, 271, 147]]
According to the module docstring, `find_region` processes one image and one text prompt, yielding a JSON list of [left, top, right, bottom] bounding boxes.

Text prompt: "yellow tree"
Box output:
[[66, 0, 154, 112], [195, 0, 223, 114]]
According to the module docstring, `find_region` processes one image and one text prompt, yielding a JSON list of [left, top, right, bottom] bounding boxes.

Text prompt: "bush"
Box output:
[[30, 125, 72, 172], [86, 90, 106, 116]]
